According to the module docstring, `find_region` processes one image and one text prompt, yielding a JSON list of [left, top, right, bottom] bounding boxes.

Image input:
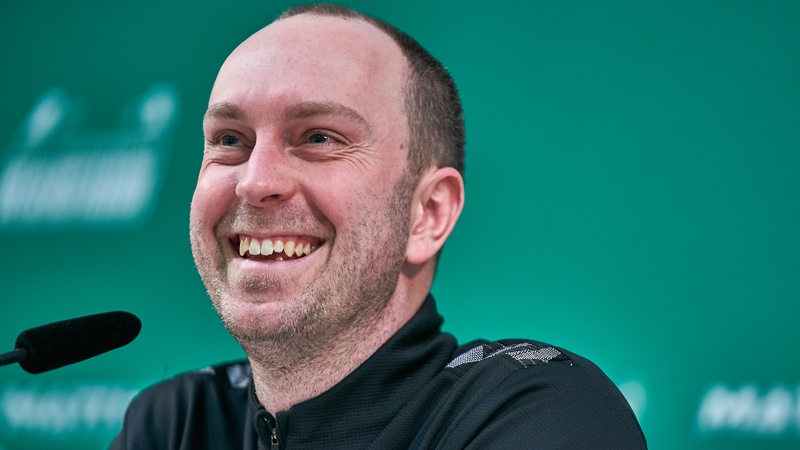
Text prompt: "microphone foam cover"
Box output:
[[15, 311, 141, 374]]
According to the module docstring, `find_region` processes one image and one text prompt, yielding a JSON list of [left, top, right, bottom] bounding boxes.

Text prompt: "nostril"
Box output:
[[235, 152, 297, 206], [236, 182, 293, 206]]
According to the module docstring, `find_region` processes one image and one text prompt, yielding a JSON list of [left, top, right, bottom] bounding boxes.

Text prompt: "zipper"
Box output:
[[258, 411, 281, 450], [270, 424, 280, 450]]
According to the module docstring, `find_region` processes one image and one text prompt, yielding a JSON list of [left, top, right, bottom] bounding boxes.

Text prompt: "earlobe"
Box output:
[[405, 167, 464, 266]]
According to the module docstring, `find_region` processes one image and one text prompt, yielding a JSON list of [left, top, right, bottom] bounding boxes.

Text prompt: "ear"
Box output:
[[405, 167, 465, 266]]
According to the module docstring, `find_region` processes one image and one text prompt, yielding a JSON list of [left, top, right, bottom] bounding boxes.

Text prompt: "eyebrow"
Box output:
[[204, 102, 243, 121], [282, 101, 369, 129], [204, 101, 370, 131]]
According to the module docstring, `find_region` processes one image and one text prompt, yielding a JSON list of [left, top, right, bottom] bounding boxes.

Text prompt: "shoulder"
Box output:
[[435, 339, 647, 449], [130, 360, 251, 411], [447, 339, 574, 371], [447, 339, 619, 393], [110, 360, 251, 450]]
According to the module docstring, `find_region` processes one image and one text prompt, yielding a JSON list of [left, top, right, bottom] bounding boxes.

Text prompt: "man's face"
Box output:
[[189, 15, 414, 345]]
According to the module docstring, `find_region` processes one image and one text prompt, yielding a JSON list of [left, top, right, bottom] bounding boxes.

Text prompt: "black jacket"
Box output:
[[111, 297, 646, 449]]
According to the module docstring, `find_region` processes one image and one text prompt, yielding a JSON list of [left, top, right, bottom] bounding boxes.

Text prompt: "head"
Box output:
[[189, 4, 464, 348]]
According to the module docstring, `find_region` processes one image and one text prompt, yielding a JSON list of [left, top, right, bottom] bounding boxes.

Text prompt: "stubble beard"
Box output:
[[189, 173, 415, 363]]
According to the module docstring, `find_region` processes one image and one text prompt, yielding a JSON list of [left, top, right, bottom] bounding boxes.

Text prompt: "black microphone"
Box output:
[[0, 311, 141, 374]]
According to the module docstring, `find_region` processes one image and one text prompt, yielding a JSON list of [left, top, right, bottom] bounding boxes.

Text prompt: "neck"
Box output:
[[246, 292, 423, 414]]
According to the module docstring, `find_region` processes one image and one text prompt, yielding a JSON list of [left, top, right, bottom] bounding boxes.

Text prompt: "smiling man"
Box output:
[[112, 4, 645, 449]]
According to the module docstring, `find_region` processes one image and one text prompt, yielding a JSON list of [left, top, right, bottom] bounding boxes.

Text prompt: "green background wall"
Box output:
[[1, 1, 798, 449]]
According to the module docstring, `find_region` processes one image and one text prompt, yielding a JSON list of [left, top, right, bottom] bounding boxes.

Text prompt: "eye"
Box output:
[[307, 132, 331, 144], [290, 128, 350, 160], [220, 133, 240, 146]]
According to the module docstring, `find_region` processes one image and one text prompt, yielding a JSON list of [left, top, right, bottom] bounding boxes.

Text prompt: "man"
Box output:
[[112, 4, 646, 449]]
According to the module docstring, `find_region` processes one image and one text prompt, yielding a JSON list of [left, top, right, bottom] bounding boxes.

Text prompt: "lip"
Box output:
[[224, 237, 327, 283]]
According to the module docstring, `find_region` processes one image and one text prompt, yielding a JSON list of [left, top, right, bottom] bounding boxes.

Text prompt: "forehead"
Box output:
[[209, 14, 408, 125]]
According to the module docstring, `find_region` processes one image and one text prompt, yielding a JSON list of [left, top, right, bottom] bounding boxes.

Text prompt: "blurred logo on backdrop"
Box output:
[[697, 381, 800, 437], [0, 84, 179, 230], [0, 381, 140, 448]]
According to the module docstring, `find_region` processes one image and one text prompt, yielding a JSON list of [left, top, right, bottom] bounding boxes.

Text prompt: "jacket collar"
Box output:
[[248, 295, 457, 447]]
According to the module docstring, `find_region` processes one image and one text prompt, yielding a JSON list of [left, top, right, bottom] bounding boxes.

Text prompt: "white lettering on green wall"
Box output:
[[697, 383, 800, 436], [0, 84, 178, 230], [0, 382, 139, 436]]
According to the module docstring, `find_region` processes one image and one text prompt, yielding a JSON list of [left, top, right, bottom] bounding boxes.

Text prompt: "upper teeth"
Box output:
[[239, 236, 313, 258]]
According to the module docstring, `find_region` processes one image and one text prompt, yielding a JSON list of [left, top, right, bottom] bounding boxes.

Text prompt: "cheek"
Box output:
[[190, 169, 237, 229], [305, 172, 377, 218], [320, 175, 405, 238]]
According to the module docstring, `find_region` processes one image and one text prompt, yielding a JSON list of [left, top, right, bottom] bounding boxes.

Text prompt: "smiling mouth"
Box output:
[[237, 235, 319, 261]]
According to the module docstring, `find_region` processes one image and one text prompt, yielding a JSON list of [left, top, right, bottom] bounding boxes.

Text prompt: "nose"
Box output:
[[235, 142, 298, 206]]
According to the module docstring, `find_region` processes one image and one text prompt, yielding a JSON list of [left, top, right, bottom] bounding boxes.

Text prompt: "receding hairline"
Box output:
[[272, 9, 404, 49], [272, 8, 412, 77]]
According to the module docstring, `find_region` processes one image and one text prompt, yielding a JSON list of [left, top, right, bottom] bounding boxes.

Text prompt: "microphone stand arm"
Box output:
[[0, 348, 29, 367]]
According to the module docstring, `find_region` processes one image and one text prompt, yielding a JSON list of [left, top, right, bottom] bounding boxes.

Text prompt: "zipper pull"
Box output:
[[270, 424, 280, 450], [257, 410, 280, 450]]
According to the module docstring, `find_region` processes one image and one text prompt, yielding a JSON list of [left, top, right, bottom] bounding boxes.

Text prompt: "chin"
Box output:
[[214, 295, 311, 341]]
